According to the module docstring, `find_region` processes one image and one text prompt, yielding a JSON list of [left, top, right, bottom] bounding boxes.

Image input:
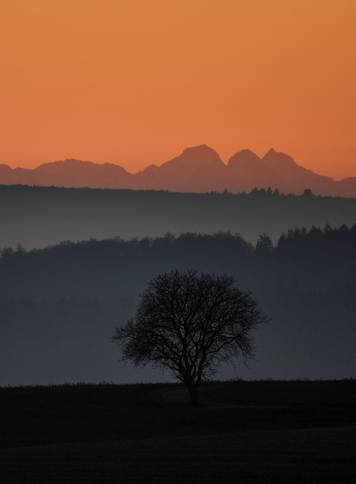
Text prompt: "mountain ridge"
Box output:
[[1, 145, 355, 197]]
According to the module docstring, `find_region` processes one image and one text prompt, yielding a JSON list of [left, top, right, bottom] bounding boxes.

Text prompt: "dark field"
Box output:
[[1, 381, 356, 483]]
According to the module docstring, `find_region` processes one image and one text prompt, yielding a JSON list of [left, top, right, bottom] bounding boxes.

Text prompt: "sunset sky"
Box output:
[[1, 0, 355, 179]]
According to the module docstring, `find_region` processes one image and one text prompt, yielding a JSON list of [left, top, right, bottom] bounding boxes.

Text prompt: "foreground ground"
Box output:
[[0, 380, 355, 483]]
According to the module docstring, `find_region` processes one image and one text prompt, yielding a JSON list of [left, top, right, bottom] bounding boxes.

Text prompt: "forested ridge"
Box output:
[[1, 225, 355, 385], [2, 184, 356, 249]]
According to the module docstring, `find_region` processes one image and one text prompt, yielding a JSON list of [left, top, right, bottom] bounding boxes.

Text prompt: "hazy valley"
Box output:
[[2, 184, 356, 250]]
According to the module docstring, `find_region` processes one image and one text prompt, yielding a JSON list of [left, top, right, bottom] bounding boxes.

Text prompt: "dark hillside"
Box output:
[[1, 227, 355, 385], [2, 185, 356, 249]]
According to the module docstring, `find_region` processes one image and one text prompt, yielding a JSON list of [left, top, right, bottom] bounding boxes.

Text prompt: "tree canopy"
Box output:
[[113, 270, 266, 404]]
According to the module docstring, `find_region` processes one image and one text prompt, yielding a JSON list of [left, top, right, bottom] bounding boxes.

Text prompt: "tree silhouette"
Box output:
[[113, 270, 265, 405], [256, 233, 273, 253]]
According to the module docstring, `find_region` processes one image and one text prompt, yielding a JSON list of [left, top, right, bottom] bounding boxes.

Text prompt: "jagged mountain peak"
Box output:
[[181, 144, 218, 155], [171, 144, 224, 167], [228, 149, 261, 168], [0, 146, 355, 196], [263, 148, 297, 167]]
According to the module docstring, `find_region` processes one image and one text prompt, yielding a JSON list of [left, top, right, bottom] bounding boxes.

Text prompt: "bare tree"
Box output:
[[113, 270, 266, 405]]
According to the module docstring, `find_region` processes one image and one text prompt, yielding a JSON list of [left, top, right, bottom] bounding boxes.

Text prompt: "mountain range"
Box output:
[[1, 145, 356, 197]]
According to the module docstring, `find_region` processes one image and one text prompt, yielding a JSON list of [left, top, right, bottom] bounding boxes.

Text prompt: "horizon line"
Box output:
[[1, 144, 355, 182]]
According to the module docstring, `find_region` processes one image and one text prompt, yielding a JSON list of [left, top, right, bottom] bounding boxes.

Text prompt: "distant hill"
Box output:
[[2, 185, 356, 249], [1, 145, 356, 196], [1, 228, 356, 385]]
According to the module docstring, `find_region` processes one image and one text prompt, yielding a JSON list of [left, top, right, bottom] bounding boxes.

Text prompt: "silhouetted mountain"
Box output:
[[137, 145, 226, 191], [1, 146, 356, 196], [0, 159, 134, 189], [226, 148, 338, 194], [34, 159, 134, 189], [0, 164, 17, 184]]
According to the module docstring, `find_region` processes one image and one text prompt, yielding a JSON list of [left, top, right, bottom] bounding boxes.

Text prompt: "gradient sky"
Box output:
[[1, 0, 355, 179]]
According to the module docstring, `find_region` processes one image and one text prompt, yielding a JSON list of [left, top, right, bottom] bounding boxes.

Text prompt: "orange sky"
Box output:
[[0, 0, 355, 179]]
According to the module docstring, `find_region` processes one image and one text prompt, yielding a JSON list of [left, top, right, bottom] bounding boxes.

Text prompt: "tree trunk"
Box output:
[[187, 383, 199, 406]]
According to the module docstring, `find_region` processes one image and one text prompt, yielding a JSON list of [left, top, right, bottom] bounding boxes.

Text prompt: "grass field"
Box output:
[[1, 381, 355, 483]]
